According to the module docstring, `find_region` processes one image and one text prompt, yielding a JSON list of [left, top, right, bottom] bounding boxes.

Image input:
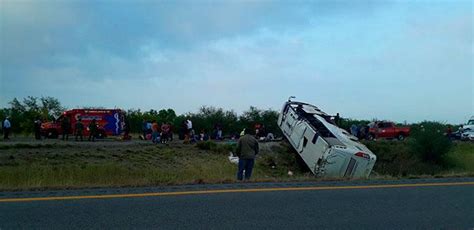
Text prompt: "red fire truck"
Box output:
[[41, 109, 125, 138]]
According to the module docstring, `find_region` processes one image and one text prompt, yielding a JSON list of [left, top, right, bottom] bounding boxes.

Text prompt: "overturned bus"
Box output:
[[278, 100, 376, 179]]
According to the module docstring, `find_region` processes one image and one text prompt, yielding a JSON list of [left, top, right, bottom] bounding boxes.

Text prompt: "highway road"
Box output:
[[1, 178, 473, 229]]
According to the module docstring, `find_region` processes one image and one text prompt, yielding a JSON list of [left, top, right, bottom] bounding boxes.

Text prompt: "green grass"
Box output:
[[444, 142, 474, 172], [0, 161, 238, 190], [0, 142, 297, 190]]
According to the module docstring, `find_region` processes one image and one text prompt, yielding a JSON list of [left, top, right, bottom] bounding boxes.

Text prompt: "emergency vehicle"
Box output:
[[41, 109, 125, 138], [278, 99, 377, 178]]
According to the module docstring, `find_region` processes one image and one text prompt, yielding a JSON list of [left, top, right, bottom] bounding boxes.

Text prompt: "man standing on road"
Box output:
[[236, 128, 259, 181], [3, 117, 11, 140], [75, 119, 84, 141]]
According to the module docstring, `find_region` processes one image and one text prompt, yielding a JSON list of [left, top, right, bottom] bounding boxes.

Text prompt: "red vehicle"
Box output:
[[41, 109, 125, 138], [368, 121, 410, 140]]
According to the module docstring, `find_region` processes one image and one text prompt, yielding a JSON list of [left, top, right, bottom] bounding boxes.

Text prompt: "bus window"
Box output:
[[312, 133, 319, 144], [303, 137, 308, 148]]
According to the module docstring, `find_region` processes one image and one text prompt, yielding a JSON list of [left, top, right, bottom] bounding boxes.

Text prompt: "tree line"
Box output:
[[0, 96, 282, 137], [0, 96, 459, 139]]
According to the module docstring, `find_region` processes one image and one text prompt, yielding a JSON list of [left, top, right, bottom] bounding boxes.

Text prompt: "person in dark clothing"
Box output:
[[34, 117, 42, 140], [335, 113, 341, 126], [122, 118, 131, 140], [362, 125, 371, 140], [161, 122, 171, 143], [75, 119, 84, 141], [214, 123, 223, 140], [296, 104, 304, 115], [88, 119, 97, 142], [236, 128, 259, 181], [178, 123, 185, 140], [142, 119, 148, 140], [61, 117, 71, 141]]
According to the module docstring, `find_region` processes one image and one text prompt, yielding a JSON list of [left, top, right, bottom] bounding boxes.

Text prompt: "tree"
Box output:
[[3, 96, 65, 134], [40, 96, 64, 119], [240, 106, 262, 126], [157, 109, 177, 123], [9, 98, 25, 113], [261, 109, 281, 136]]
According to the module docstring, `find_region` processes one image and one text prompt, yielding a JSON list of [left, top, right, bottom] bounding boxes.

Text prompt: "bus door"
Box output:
[[290, 121, 306, 151]]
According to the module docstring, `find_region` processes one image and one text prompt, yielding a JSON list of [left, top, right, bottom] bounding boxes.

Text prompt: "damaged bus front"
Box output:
[[277, 99, 376, 179]]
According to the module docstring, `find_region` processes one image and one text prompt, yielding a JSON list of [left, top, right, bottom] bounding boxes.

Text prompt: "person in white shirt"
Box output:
[[185, 119, 194, 142], [186, 119, 193, 130], [3, 117, 11, 140]]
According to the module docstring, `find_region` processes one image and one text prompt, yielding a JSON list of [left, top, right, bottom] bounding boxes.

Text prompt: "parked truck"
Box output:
[[367, 121, 410, 141], [278, 99, 376, 179], [41, 109, 125, 138], [460, 116, 474, 141]]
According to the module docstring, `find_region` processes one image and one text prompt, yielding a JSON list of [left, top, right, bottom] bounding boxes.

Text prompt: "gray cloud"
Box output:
[[0, 0, 471, 123]]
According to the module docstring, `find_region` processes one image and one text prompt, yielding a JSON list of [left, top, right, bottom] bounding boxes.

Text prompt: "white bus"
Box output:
[[278, 100, 377, 179]]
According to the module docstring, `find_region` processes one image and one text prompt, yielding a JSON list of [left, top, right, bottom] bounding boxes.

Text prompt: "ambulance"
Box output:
[[41, 109, 125, 138]]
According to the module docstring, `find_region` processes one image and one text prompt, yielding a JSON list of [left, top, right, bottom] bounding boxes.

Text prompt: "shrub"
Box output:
[[410, 122, 452, 165], [364, 140, 424, 176]]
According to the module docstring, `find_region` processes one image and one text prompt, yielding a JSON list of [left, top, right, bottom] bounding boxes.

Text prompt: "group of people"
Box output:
[[141, 118, 208, 144], [178, 119, 228, 143], [78, 119, 99, 142], [32, 117, 99, 142], [2, 116, 97, 142], [141, 119, 173, 144]]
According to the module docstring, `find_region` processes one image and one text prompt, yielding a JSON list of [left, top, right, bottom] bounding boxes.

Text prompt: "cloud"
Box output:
[[0, 0, 472, 123]]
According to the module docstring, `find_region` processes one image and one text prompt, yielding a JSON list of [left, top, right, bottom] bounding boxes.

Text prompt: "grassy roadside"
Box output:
[[0, 140, 473, 191], [0, 141, 301, 190], [444, 142, 474, 172]]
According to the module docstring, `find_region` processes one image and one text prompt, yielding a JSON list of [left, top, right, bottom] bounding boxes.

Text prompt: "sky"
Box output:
[[0, 0, 472, 124]]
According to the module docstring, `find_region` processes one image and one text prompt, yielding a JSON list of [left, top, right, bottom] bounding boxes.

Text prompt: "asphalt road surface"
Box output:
[[1, 178, 473, 229]]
